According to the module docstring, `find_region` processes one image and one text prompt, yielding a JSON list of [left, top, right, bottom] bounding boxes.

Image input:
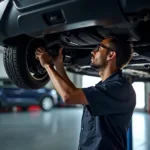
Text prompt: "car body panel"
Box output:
[[0, 0, 130, 45]]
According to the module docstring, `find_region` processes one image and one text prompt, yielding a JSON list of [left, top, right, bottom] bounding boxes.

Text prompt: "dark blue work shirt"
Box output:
[[79, 70, 136, 150]]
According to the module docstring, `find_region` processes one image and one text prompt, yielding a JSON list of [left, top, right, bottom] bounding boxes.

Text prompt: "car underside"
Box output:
[[1, 0, 150, 89]]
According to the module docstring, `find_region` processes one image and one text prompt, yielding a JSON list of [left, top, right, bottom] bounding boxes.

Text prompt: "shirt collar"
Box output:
[[96, 69, 122, 86]]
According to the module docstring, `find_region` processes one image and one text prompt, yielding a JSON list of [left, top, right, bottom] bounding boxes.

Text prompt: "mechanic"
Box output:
[[35, 37, 136, 150]]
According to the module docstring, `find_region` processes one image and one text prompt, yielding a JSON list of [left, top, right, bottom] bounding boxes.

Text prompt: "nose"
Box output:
[[91, 49, 97, 55]]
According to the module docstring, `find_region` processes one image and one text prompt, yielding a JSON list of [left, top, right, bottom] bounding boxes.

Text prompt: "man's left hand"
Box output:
[[35, 47, 51, 68]]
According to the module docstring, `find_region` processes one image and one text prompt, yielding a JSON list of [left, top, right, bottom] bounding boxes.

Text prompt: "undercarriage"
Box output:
[[1, 0, 150, 88]]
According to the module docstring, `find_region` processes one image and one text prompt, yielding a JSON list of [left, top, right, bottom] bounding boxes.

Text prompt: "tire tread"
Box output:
[[3, 46, 29, 88]]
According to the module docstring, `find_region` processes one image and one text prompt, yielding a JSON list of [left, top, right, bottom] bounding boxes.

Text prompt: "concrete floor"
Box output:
[[0, 108, 149, 150]]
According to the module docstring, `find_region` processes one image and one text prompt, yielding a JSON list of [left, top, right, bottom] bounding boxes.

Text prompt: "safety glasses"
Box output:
[[95, 43, 114, 52]]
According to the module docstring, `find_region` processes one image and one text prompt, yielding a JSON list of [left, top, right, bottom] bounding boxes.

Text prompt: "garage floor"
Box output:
[[0, 108, 149, 150]]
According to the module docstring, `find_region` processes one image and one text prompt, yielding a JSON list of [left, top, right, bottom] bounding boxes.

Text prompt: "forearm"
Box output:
[[45, 65, 77, 101], [55, 64, 76, 88]]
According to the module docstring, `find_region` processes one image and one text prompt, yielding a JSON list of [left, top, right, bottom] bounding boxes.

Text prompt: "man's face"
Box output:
[[90, 39, 112, 70]]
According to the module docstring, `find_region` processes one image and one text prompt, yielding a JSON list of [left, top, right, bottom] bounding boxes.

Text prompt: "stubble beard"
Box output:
[[90, 62, 102, 71], [90, 59, 107, 72]]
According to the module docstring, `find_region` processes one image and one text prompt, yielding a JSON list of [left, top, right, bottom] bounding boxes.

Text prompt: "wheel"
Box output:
[[40, 96, 54, 111], [3, 37, 50, 89]]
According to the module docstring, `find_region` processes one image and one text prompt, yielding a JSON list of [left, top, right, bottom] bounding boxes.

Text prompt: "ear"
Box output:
[[107, 51, 116, 61]]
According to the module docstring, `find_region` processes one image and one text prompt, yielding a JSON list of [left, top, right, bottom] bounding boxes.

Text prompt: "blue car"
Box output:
[[0, 79, 58, 111]]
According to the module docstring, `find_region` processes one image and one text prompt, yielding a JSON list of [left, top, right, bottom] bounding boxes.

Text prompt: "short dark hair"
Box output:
[[108, 37, 133, 68]]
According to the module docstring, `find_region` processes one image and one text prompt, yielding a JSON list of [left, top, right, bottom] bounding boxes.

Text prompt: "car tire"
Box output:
[[40, 96, 54, 111], [3, 37, 50, 89]]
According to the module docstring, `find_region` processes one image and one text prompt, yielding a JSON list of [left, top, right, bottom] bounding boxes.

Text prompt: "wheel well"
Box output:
[[3, 34, 32, 46]]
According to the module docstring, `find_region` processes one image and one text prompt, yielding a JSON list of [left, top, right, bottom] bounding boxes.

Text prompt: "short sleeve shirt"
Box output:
[[78, 70, 136, 150]]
